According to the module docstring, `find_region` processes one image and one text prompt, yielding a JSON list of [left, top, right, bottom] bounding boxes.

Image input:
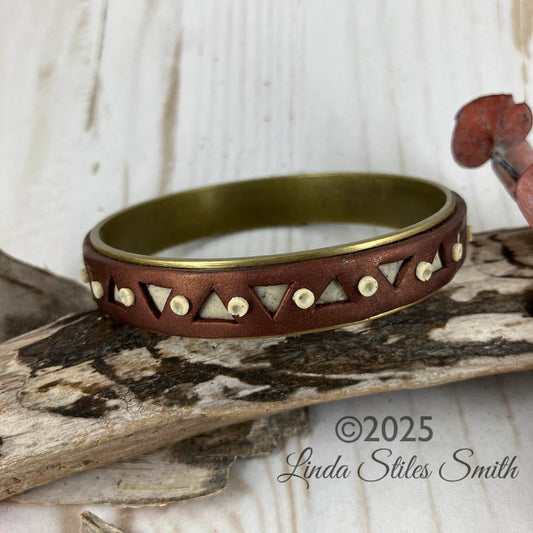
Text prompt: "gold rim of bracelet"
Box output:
[[89, 173, 455, 270]]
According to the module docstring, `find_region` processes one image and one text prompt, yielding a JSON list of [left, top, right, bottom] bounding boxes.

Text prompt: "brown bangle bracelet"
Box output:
[[83, 173, 468, 339]]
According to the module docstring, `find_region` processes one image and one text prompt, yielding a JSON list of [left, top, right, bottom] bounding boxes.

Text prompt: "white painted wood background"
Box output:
[[0, 1, 532, 532]]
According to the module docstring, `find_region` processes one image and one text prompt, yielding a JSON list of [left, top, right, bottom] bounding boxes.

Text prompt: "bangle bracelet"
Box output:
[[83, 173, 468, 339]]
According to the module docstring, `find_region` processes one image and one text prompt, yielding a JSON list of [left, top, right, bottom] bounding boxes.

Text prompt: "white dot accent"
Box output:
[[358, 276, 378, 297], [91, 281, 104, 299], [170, 295, 190, 316], [80, 268, 89, 283], [466, 225, 473, 243], [227, 296, 249, 317], [416, 261, 433, 282], [293, 288, 315, 309], [118, 287, 135, 307], [452, 242, 463, 262]]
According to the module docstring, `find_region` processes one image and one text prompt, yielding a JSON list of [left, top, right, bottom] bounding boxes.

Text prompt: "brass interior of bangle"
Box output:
[[90, 173, 454, 269]]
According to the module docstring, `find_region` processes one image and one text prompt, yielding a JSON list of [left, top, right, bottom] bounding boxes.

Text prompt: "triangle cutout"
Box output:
[[146, 284, 172, 313], [378, 260, 404, 285], [431, 250, 443, 272], [317, 279, 349, 305], [113, 284, 121, 302], [253, 284, 288, 315], [197, 291, 234, 320], [108, 277, 117, 303]]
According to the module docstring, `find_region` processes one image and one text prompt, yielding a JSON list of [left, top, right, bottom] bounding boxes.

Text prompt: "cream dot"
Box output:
[[466, 225, 473, 243], [227, 296, 249, 317], [452, 242, 463, 262], [416, 261, 433, 282], [80, 268, 89, 283], [90, 281, 104, 299], [170, 295, 190, 316], [118, 287, 135, 307], [358, 275, 378, 297], [293, 288, 315, 309]]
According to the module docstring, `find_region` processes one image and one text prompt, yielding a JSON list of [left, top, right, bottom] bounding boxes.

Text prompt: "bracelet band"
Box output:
[[83, 173, 468, 338]]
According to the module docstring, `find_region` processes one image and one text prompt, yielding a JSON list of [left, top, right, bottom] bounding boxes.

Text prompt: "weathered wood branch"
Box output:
[[81, 511, 124, 533], [0, 248, 309, 505], [1, 228, 532, 501], [0, 250, 95, 342], [10, 409, 308, 505]]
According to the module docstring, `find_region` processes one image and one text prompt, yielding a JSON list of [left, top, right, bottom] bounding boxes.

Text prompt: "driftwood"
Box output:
[[11, 409, 308, 505], [0, 249, 308, 505], [81, 512, 124, 533], [0, 228, 532, 502], [0, 250, 95, 342]]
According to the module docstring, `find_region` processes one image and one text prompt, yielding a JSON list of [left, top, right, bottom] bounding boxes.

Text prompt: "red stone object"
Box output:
[[452, 94, 533, 227]]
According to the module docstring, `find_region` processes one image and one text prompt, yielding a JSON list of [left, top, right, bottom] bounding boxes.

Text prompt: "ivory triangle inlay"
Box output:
[[198, 291, 234, 320], [147, 284, 172, 312], [432, 250, 443, 272], [317, 279, 349, 304], [378, 260, 404, 285], [252, 284, 288, 315]]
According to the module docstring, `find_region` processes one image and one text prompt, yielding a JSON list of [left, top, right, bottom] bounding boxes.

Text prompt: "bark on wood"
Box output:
[[0, 228, 532, 502], [0, 248, 309, 505]]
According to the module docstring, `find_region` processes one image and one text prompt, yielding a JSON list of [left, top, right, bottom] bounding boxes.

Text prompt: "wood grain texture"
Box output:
[[0, 250, 95, 343], [0, 248, 309, 506], [0, 0, 528, 283], [81, 511, 124, 533], [0, 228, 531, 502], [9, 410, 308, 506]]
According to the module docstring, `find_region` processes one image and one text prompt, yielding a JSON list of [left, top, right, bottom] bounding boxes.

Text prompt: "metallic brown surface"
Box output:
[[83, 196, 467, 338]]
